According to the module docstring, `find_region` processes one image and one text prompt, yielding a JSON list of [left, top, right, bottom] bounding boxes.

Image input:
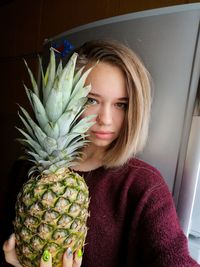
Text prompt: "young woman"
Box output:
[[3, 40, 200, 267]]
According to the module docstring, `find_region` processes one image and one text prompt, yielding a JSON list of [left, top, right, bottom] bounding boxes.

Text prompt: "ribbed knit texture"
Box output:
[[78, 158, 200, 267]]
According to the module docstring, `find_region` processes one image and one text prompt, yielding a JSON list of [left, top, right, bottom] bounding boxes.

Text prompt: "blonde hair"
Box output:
[[74, 39, 152, 167]]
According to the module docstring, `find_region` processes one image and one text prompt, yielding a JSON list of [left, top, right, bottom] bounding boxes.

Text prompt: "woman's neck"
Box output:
[[72, 144, 105, 172]]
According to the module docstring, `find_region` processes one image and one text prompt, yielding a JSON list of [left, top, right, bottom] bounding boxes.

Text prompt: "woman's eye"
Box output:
[[115, 102, 128, 110], [87, 98, 98, 105]]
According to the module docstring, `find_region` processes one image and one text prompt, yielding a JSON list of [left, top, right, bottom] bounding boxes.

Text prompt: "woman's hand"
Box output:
[[40, 247, 83, 267], [3, 234, 22, 267], [3, 234, 83, 267]]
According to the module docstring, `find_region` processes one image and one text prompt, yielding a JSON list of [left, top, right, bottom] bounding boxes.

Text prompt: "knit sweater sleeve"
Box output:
[[127, 166, 200, 267]]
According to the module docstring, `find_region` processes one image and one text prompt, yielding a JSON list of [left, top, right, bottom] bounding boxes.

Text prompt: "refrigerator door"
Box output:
[[191, 173, 200, 237], [177, 116, 200, 236], [43, 3, 200, 240], [189, 235, 200, 264]]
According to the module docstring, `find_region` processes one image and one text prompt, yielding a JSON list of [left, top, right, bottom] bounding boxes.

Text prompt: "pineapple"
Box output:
[[14, 49, 95, 267]]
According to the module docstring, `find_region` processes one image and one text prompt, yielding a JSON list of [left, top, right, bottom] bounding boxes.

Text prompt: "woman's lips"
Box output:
[[92, 131, 114, 140]]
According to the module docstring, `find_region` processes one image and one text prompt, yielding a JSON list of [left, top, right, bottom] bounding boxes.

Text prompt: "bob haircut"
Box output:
[[74, 39, 152, 168]]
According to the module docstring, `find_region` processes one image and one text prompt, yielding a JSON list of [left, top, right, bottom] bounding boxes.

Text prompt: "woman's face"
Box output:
[[83, 62, 128, 149]]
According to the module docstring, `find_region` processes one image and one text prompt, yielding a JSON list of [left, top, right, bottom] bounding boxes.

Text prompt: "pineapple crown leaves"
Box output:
[[23, 60, 39, 97], [17, 49, 96, 173]]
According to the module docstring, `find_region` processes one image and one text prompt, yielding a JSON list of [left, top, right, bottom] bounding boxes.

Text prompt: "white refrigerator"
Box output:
[[43, 3, 200, 262]]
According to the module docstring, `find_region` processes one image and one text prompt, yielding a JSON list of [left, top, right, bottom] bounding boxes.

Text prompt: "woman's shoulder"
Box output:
[[101, 157, 165, 183], [118, 157, 168, 192], [127, 157, 163, 178], [115, 157, 163, 180], [92, 157, 168, 194]]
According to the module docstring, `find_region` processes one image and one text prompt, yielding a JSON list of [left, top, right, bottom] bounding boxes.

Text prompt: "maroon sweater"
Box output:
[[78, 158, 199, 267], [1, 158, 199, 266]]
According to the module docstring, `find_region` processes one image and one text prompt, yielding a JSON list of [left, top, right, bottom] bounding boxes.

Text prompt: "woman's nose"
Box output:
[[97, 105, 112, 126]]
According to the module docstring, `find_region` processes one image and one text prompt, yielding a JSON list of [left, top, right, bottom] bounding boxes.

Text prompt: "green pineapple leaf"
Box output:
[[67, 85, 91, 110], [23, 59, 39, 97], [45, 86, 63, 122], [43, 48, 56, 105], [28, 90, 49, 130], [59, 52, 78, 112], [70, 115, 96, 134], [44, 121, 60, 139], [72, 66, 84, 88], [38, 55, 45, 89]]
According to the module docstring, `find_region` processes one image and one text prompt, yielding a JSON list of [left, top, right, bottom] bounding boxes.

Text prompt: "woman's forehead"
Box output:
[[86, 62, 128, 99]]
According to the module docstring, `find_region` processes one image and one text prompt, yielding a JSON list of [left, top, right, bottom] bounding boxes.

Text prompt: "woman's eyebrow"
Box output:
[[88, 92, 128, 101], [118, 97, 129, 101], [88, 92, 100, 97]]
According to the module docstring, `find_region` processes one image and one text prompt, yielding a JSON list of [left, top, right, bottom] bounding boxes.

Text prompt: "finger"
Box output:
[[73, 249, 82, 267], [3, 234, 22, 267], [3, 233, 15, 252], [62, 247, 73, 267], [40, 250, 52, 267]]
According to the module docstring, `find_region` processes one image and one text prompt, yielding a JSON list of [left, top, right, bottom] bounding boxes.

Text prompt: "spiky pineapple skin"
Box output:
[[14, 168, 89, 267]]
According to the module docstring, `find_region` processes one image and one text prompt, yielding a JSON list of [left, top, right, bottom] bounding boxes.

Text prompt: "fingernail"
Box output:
[[66, 247, 73, 259], [8, 233, 15, 240], [8, 233, 13, 239], [77, 248, 82, 258], [42, 250, 51, 262]]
